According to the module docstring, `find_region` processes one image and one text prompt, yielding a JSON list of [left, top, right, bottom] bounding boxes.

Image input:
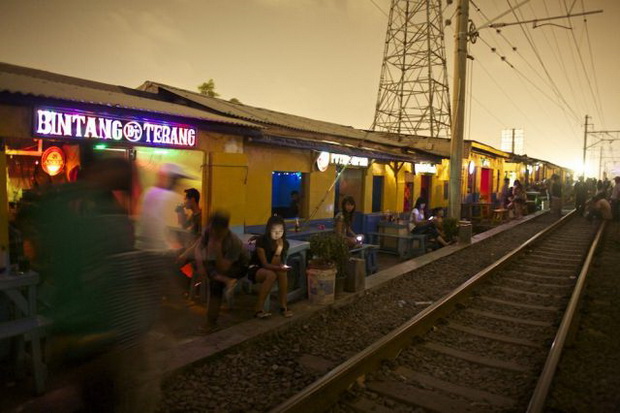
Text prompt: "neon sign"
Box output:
[[34, 107, 197, 148], [415, 163, 437, 174], [41, 146, 65, 176], [329, 153, 369, 167]]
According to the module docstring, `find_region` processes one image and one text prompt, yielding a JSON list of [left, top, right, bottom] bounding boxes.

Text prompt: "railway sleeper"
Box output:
[[502, 277, 573, 289], [487, 285, 565, 300], [445, 322, 541, 348]]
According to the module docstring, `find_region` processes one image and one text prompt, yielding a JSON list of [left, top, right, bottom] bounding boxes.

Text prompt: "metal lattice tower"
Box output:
[[371, 0, 451, 139]]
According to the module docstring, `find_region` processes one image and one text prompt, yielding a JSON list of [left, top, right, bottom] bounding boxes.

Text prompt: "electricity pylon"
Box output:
[[371, 0, 451, 139]]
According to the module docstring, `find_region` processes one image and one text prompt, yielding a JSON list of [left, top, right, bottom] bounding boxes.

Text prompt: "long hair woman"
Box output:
[[247, 215, 293, 318], [335, 195, 359, 247]]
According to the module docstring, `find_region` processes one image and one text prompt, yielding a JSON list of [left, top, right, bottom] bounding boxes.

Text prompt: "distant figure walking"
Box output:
[[574, 176, 587, 215], [550, 174, 563, 217]]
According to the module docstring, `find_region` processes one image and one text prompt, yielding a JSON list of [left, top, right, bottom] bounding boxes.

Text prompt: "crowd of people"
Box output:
[[575, 175, 620, 221]]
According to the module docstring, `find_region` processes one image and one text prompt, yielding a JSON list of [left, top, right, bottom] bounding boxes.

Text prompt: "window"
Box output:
[[271, 171, 304, 218]]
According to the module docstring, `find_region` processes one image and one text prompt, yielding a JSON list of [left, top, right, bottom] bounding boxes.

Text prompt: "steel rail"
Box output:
[[271, 210, 577, 413], [526, 219, 607, 413]]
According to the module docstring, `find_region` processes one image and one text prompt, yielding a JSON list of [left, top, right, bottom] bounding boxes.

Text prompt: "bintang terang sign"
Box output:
[[34, 107, 197, 148]]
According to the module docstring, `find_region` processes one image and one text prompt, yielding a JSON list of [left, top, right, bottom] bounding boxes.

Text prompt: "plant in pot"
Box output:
[[307, 232, 350, 303]]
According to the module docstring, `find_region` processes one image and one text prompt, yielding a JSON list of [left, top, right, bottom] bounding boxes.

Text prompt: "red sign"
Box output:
[[41, 146, 65, 176]]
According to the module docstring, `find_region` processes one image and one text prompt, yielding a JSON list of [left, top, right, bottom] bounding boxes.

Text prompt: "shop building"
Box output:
[[0, 62, 261, 257], [138, 82, 439, 229]]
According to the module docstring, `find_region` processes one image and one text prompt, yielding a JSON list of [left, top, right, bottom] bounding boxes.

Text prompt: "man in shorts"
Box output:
[[196, 211, 249, 331]]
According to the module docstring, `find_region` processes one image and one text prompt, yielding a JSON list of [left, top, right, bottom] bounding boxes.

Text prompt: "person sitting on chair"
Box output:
[[408, 198, 450, 248], [195, 211, 249, 331], [247, 215, 293, 319], [335, 196, 360, 248]]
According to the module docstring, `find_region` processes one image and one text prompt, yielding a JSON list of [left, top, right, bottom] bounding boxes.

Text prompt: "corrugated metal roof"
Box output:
[[0, 62, 261, 129], [142, 81, 372, 138], [142, 82, 426, 152], [253, 135, 441, 163]]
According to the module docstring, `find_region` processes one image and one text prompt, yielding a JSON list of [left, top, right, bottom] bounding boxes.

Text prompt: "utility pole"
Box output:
[[582, 114, 589, 178], [511, 128, 516, 154], [448, 0, 469, 220]]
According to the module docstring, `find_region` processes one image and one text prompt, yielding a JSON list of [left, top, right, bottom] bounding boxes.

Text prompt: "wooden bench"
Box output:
[[367, 232, 429, 259]]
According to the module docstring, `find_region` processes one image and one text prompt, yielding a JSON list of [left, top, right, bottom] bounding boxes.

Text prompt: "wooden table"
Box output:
[[462, 203, 492, 221], [0, 271, 46, 394]]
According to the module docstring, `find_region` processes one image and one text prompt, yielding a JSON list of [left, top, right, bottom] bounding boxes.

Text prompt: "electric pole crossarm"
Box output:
[[487, 9, 602, 29]]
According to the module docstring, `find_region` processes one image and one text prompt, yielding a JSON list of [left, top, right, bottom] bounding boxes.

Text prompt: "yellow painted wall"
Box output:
[[242, 145, 341, 226], [195, 131, 244, 226], [208, 152, 248, 226], [308, 166, 337, 221]]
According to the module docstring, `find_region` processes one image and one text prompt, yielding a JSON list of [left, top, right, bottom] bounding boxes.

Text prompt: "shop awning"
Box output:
[[249, 134, 442, 163]]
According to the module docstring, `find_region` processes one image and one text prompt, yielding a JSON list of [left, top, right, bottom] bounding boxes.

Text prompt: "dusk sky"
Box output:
[[1, 0, 618, 175]]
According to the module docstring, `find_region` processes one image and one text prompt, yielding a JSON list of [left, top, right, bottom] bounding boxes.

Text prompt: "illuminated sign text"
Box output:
[[35, 108, 197, 148]]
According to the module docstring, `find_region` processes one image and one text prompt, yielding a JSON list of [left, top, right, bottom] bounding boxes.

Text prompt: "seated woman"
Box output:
[[335, 196, 360, 248], [408, 198, 450, 248], [430, 207, 450, 242], [247, 215, 293, 319], [508, 179, 526, 219]]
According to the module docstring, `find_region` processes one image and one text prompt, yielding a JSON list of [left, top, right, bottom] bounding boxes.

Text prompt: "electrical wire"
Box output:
[[537, 1, 585, 116], [367, 0, 389, 18], [505, 0, 581, 122], [473, 47, 566, 139], [472, 2, 580, 128], [559, 0, 605, 125], [578, 0, 605, 127]]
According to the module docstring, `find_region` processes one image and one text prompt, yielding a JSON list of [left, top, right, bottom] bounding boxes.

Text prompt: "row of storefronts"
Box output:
[[0, 62, 573, 255]]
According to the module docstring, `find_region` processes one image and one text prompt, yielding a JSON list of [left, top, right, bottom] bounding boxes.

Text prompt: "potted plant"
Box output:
[[307, 232, 350, 303]]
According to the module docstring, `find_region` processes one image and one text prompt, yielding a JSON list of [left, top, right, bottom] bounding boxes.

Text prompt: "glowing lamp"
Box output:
[[41, 146, 65, 176], [468, 161, 475, 175]]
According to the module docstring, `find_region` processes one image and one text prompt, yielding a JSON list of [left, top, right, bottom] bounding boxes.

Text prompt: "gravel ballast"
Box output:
[[545, 220, 620, 412], [158, 214, 561, 412]]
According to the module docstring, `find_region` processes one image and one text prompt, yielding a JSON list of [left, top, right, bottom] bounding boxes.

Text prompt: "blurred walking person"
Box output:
[[136, 163, 194, 250], [550, 174, 563, 217]]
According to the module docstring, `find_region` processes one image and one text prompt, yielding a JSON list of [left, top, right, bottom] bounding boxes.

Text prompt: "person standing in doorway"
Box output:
[[288, 190, 301, 218]]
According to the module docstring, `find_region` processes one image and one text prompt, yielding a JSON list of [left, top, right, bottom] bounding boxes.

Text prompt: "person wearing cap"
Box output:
[[136, 163, 194, 250], [611, 176, 620, 221]]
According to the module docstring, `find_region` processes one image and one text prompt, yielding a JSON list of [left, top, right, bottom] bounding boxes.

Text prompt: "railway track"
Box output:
[[272, 212, 604, 413]]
